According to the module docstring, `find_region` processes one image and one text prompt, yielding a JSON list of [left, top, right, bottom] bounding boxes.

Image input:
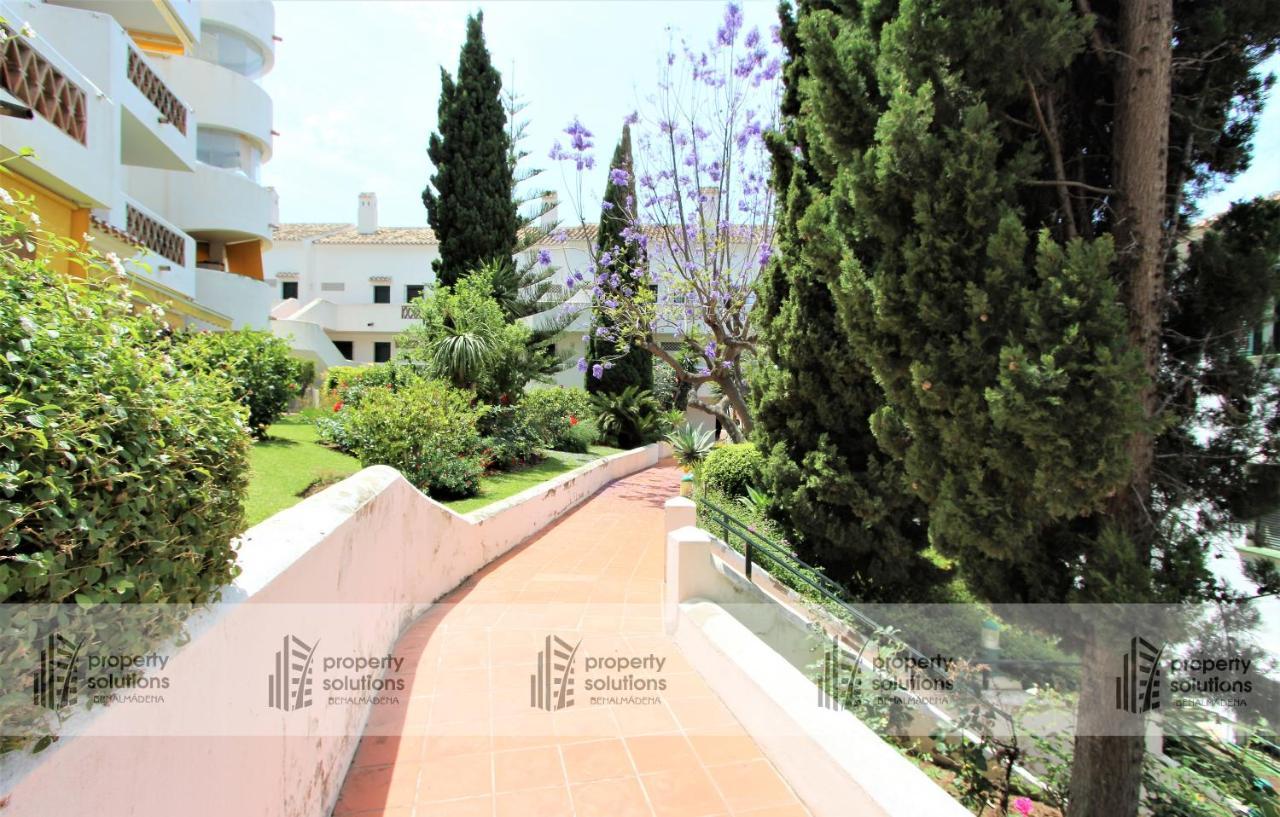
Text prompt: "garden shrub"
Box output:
[[171, 328, 303, 437], [590, 385, 662, 448], [0, 203, 249, 607], [701, 442, 764, 497], [478, 405, 543, 470], [341, 379, 486, 498], [557, 419, 600, 454], [396, 271, 541, 404], [523, 387, 593, 449]]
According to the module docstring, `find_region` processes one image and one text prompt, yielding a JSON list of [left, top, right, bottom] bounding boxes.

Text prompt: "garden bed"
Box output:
[[441, 446, 624, 514]]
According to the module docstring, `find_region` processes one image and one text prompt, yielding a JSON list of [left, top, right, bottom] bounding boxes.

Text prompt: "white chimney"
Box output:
[[357, 192, 378, 235], [540, 191, 558, 232]]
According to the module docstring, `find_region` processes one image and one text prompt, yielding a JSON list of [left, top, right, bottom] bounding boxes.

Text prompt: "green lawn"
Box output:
[[244, 415, 362, 526], [441, 446, 624, 514], [245, 415, 623, 524]]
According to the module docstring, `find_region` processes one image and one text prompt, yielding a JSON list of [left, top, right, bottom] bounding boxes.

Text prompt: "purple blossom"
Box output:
[[625, 111, 640, 125], [591, 363, 605, 380], [537, 249, 552, 266], [577, 357, 589, 373], [609, 167, 630, 187], [717, 3, 744, 46], [757, 243, 773, 268]]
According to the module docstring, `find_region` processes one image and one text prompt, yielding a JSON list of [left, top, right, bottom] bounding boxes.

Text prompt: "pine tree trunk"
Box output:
[[1068, 2, 1172, 815]]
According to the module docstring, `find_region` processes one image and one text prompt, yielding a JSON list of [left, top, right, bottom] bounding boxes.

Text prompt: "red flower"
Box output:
[[569, 415, 579, 426], [333, 401, 343, 412], [499, 393, 510, 404]]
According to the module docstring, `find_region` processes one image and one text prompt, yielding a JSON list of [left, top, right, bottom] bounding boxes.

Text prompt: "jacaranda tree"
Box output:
[[552, 2, 782, 442]]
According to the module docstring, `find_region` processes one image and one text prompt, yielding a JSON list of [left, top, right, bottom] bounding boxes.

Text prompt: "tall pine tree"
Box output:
[[753, 5, 944, 601], [422, 12, 519, 288], [587, 124, 653, 394], [774, 1, 1280, 814]]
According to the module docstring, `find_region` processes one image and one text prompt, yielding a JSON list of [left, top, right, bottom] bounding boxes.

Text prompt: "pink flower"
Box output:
[[1012, 797, 1034, 816], [569, 415, 579, 426]]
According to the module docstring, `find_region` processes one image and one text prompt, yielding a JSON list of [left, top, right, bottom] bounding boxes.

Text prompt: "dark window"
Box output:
[[333, 340, 353, 361], [373, 285, 391, 304], [374, 341, 392, 363], [406, 284, 425, 302], [281, 281, 298, 300]]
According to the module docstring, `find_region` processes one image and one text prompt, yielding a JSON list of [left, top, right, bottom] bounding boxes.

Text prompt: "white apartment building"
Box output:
[[0, 0, 277, 330], [265, 192, 597, 382]]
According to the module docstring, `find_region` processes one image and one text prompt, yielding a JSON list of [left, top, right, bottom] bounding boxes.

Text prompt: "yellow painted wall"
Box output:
[[226, 239, 264, 280], [0, 168, 89, 275]]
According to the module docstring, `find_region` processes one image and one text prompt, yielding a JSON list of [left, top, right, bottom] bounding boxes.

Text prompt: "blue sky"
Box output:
[[262, 2, 1279, 227]]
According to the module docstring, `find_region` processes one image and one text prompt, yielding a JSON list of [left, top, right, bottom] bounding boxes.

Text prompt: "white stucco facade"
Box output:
[[0, 0, 277, 330]]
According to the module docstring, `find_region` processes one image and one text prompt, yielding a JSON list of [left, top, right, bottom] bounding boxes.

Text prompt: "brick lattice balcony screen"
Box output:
[[126, 205, 186, 266], [400, 304, 420, 320], [0, 25, 88, 144], [127, 48, 187, 135]]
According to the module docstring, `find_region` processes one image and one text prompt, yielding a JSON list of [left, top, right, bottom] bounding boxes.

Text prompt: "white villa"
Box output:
[[266, 192, 603, 385], [0, 0, 279, 330]]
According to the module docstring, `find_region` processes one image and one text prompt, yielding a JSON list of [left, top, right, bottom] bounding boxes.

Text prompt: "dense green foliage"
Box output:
[[396, 270, 541, 403], [589, 385, 661, 449], [339, 379, 486, 498], [753, 4, 944, 600], [587, 124, 652, 395], [700, 442, 765, 497], [421, 12, 519, 287], [172, 328, 304, 438], [477, 406, 542, 470], [522, 387, 594, 449], [0, 205, 248, 607], [767, 0, 1280, 812]]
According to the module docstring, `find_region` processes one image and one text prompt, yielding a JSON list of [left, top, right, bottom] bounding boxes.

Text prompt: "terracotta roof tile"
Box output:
[[272, 223, 351, 242], [313, 226, 438, 245]]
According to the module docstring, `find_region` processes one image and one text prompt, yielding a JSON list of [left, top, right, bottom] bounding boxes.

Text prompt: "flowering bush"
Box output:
[[339, 379, 486, 498], [171, 328, 304, 437], [522, 387, 594, 449], [551, 2, 781, 441], [0, 191, 249, 607], [0, 188, 249, 746], [477, 405, 543, 470]]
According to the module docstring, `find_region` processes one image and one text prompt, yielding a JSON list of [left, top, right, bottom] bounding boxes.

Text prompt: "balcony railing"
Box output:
[[0, 25, 88, 144], [126, 205, 186, 265], [400, 304, 419, 320], [127, 48, 187, 135]]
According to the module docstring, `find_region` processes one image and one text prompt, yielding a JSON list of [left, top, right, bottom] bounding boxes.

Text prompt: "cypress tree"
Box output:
[[587, 124, 653, 394], [777, 0, 1280, 813], [753, 4, 944, 601], [422, 12, 519, 288]]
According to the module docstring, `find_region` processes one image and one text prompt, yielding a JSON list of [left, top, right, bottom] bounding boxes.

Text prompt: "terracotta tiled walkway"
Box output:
[[332, 463, 811, 817]]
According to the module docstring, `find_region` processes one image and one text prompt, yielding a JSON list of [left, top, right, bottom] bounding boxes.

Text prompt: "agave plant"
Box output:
[[666, 423, 715, 471]]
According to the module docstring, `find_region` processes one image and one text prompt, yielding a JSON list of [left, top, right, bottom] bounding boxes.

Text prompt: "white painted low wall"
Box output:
[[664, 518, 973, 817], [0, 444, 668, 817]]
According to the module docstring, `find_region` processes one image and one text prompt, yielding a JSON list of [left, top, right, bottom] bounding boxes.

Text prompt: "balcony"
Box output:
[[126, 202, 186, 265], [0, 23, 87, 145], [286, 300, 420, 334], [47, 0, 199, 49], [156, 54, 273, 160], [127, 48, 186, 135], [126, 161, 275, 244], [0, 5, 117, 207]]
